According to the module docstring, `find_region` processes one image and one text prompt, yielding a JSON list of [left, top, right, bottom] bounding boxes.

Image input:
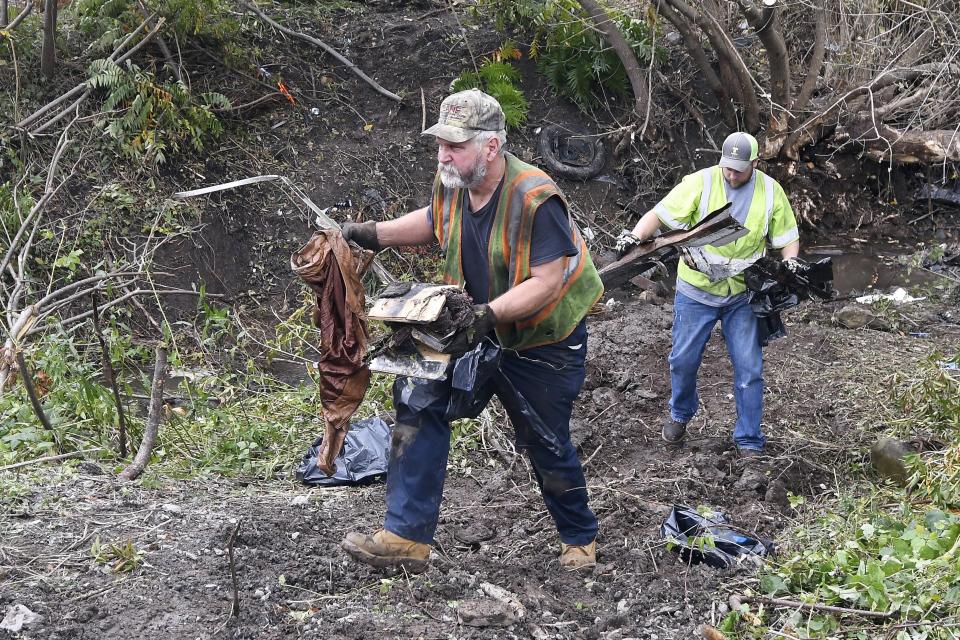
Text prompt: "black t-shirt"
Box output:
[[426, 177, 577, 304]]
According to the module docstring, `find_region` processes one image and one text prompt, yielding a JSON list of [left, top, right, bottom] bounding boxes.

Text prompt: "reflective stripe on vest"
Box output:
[[693, 166, 775, 269]]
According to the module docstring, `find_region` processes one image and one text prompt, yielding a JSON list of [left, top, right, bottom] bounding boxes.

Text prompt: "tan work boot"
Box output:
[[341, 529, 430, 572], [560, 539, 597, 571]]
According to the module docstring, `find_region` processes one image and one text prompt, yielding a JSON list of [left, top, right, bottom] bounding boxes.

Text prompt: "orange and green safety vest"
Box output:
[[431, 153, 603, 350]]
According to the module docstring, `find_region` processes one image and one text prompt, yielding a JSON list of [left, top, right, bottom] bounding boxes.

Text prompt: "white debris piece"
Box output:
[[1, 604, 42, 632], [855, 287, 924, 305]]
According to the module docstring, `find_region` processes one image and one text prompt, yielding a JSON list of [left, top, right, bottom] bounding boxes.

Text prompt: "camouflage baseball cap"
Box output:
[[422, 89, 506, 143], [719, 132, 759, 171]]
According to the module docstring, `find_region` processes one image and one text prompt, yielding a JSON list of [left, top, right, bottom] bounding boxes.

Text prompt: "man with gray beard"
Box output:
[[339, 89, 604, 572]]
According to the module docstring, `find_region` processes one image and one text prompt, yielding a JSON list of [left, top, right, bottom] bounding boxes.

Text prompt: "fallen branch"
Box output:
[[735, 594, 895, 620], [118, 344, 167, 481], [136, 0, 181, 82], [242, 1, 401, 103], [13, 16, 165, 132], [0, 447, 102, 473]]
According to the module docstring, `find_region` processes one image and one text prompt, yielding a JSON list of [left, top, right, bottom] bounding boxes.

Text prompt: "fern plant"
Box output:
[[88, 59, 231, 166], [450, 43, 529, 128]]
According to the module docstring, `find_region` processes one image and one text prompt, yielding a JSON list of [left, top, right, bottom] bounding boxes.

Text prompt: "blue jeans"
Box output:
[[384, 326, 597, 546], [668, 292, 765, 451]]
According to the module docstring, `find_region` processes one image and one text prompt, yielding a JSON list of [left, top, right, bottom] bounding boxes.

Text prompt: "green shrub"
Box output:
[[472, 0, 664, 110]]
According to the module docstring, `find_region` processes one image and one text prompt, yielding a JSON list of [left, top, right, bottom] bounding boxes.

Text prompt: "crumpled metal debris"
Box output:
[[291, 230, 373, 476]]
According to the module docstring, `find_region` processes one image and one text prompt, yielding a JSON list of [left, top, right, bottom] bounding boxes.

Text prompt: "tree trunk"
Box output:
[[41, 0, 58, 79], [838, 123, 960, 164], [1, 0, 8, 28], [654, 1, 737, 128], [737, 0, 791, 156], [791, 5, 826, 121], [577, 0, 649, 118], [664, 0, 761, 132]]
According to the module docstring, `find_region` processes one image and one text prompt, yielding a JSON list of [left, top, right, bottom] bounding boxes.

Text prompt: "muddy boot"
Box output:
[[560, 540, 596, 571], [661, 417, 687, 444], [733, 449, 768, 493], [341, 529, 430, 572]]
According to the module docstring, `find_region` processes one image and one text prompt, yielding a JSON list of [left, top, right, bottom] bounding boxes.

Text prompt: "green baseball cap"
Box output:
[[422, 89, 506, 143], [719, 132, 759, 171]]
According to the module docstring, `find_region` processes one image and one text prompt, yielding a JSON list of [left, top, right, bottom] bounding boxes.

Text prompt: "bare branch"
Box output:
[[242, 1, 401, 103], [791, 5, 826, 119], [15, 350, 59, 452], [91, 294, 128, 458], [0, 1, 32, 39], [118, 344, 167, 481]]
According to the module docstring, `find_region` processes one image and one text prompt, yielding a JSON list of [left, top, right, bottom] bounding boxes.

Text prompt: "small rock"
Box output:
[[161, 503, 183, 515], [1, 604, 42, 632], [291, 495, 309, 506], [834, 304, 875, 329], [77, 461, 105, 475], [291, 532, 301, 540], [764, 479, 789, 508], [457, 599, 517, 627], [634, 389, 659, 401]]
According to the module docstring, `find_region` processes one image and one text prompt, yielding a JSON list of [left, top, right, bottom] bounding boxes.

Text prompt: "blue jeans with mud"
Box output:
[[669, 291, 765, 451], [384, 326, 597, 546]]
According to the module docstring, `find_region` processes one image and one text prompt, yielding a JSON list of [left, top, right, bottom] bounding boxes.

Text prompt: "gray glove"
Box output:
[[341, 220, 380, 252], [615, 230, 642, 258]]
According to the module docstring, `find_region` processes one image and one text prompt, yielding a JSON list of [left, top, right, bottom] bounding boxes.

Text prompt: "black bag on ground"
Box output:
[[296, 416, 392, 486], [660, 504, 774, 569]]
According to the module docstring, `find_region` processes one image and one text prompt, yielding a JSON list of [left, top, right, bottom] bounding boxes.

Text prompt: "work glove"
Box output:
[[782, 256, 803, 274], [440, 304, 498, 355], [614, 230, 642, 259], [341, 220, 380, 252]]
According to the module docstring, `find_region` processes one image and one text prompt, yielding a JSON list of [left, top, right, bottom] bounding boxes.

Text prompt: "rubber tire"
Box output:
[[537, 124, 607, 181]]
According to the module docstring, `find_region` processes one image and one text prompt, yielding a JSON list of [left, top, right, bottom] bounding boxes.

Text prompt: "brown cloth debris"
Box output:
[[291, 230, 373, 476]]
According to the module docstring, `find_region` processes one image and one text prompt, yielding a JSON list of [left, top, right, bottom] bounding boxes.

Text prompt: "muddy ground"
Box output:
[[2, 1, 960, 638], [4, 296, 959, 640]]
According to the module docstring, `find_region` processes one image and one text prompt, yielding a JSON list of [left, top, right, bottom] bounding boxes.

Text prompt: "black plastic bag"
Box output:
[[745, 256, 833, 346], [660, 504, 774, 569], [296, 416, 392, 486], [445, 340, 502, 419]]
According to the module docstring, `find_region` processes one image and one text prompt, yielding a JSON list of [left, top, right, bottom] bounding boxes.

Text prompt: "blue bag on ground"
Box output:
[[296, 416, 392, 486], [660, 504, 774, 569]]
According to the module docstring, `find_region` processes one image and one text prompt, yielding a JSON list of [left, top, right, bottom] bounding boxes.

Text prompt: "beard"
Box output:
[[439, 152, 488, 189]]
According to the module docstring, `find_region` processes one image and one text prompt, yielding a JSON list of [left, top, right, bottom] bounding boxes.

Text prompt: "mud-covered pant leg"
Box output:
[[494, 343, 597, 546], [719, 297, 765, 451], [669, 292, 721, 423], [383, 377, 453, 544]]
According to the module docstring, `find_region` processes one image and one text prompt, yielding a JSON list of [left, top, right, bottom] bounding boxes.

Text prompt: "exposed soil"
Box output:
[[4, 294, 959, 639], [2, 1, 960, 639]]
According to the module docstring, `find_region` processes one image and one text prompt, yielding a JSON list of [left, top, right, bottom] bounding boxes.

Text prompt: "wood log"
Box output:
[[838, 123, 960, 164]]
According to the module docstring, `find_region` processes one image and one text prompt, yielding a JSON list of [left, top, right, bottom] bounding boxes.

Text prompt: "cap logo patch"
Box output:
[[731, 146, 739, 155]]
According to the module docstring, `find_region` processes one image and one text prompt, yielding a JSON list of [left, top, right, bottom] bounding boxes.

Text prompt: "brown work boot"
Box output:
[[560, 540, 597, 571], [341, 529, 430, 572], [661, 417, 688, 444]]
